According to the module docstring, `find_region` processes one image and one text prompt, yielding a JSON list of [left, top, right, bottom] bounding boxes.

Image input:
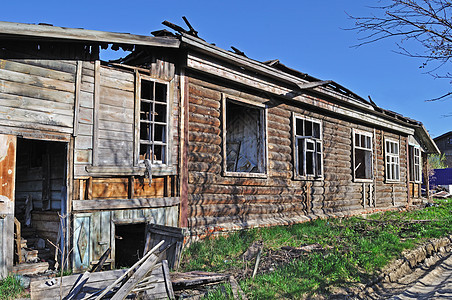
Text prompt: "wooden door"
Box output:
[[0, 134, 16, 278]]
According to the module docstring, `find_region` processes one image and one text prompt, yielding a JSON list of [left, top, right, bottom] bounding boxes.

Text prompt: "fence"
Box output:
[[430, 168, 452, 187]]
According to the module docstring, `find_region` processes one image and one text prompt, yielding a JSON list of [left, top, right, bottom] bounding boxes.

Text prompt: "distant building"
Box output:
[[434, 131, 452, 167]]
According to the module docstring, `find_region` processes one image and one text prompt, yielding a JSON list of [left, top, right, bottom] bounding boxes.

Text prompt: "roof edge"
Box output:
[[0, 21, 180, 48]]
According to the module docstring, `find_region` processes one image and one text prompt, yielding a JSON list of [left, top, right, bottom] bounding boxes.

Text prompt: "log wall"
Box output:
[[186, 73, 409, 234]]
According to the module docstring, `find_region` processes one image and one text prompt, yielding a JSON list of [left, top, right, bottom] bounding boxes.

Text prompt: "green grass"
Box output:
[[181, 198, 452, 299], [0, 275, 25, 300]]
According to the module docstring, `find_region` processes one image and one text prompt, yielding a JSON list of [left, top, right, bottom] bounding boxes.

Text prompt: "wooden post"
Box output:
[[179, 69, 189, 228]]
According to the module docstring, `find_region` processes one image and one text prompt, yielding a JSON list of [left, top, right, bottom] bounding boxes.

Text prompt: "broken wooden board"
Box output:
[[170, 271, 230, 290], [12, 261, 49, 276], [30, 262, 172, 300]]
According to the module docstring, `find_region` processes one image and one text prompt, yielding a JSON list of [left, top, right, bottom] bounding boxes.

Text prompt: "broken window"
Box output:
[[224, 98, 266, 176], [385, 139, 400, 181], [294, 116, 323, 178], [139, 78, 168, 164], [409, 145, 421, 182], [353, 130, 373, 180]]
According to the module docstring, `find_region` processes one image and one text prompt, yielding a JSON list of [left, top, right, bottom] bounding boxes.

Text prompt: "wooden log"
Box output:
[[188, 83, 222, 101], [268, 143, 291, 154], [267, 120, 290, 132], [189, 202, 306, 218], [268, 106, 291, 118], [188, 193, 304, 205], [188, 94, 221, 109], [189, 131, 221, 145], [269, 160, 292, 171], [189, 103, 220, 118], [268, 151, 291, 162], [188, 184, 298, 195], [188, 142, 221, 154], [188, 162, 221, 173], [267, 113, 290, 125], [189, 112, 221, 127], [188, 152, 222, 164], [188, 122, 221, 135], [267, 127, 291, 140]]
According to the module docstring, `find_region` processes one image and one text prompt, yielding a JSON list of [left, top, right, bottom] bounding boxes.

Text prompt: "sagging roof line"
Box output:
[[0, 21, 181, 48]]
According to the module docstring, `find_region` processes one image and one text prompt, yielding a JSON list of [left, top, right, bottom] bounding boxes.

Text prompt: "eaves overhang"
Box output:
[[0, 21, 181, 48]]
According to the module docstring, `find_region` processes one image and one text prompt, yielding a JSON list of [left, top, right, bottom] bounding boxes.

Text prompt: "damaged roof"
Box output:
[[0, 20, 439, 153]]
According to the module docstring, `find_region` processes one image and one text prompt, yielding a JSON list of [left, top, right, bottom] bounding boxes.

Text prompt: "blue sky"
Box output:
[[2, 0, 450, 137]]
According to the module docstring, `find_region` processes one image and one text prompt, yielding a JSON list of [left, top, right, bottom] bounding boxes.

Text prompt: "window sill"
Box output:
[[223, 171, 268, 179], [385, 179, 401, 184], [354, 178, 373, 183], [293, 175, 324, 181]]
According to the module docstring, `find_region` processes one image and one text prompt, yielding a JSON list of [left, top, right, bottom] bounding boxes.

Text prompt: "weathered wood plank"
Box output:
[[0, 59, 75, 82]]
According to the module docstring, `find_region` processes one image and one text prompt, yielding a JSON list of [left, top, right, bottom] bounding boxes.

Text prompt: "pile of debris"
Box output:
[[431, 184, 452, 199], [29, 240, 244, 300]]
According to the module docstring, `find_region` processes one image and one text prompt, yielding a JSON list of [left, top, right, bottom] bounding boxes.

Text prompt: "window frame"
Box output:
[[409, 144, 422, 183], [384, 138, 400, 182], [222, 94, 268, 178], [134, 72, 174, 174], [352, 129, 374, 182], [292, 114, 323, 180]]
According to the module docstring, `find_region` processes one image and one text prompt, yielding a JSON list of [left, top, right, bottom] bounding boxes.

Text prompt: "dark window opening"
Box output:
[[115, 223, 146, 268], [353, 132, 372, 180], [409, 145, 421, 182], [294, 117, 322, 178], [225, 100, 265, 174], [139, 78, 168, 164]]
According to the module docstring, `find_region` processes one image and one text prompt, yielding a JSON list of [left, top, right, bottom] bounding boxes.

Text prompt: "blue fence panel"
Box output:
[[430, 168, 452, 186]]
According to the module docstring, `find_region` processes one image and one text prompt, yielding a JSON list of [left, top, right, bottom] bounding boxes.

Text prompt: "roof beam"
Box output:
[[0, 21, 180, 48], [296, 80, 333, 90]]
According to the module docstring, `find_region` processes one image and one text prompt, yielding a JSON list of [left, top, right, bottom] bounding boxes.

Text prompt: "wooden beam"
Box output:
[[295, 80, 333, 90], [72, 197, 180, 211], [179, 69, 189, 228], [92, 60, 100, 166], [0, 21, 181, 48], [72, 61, 82, 137]]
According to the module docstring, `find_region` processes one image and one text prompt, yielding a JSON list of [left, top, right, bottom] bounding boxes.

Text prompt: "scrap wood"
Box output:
[[90, 247, 111, 272], [94, 240, 165, 300], [110, 251, 161, 300], [281, 243, 327, 253], [229, 276, 247, 300], [251, 246, 262, 278], [65, 272, 90, 300], [171, 271, 230, 290]]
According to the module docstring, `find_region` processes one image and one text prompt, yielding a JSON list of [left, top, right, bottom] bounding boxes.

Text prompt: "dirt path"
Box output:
[[368, 252, 452, 299]]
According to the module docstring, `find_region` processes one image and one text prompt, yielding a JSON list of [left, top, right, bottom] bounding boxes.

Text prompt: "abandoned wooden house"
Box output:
[[0, 20, 439, 277]]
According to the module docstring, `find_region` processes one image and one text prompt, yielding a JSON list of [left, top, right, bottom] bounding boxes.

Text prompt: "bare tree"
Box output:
[[349, 0, 452, 101]]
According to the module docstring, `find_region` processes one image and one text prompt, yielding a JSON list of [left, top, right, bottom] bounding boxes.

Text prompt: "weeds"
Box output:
[[0, 275, 25, 299], [181, 198, 452, 299]]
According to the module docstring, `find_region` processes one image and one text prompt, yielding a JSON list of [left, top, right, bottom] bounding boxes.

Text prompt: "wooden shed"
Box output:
[[0, 21, 439, 276]]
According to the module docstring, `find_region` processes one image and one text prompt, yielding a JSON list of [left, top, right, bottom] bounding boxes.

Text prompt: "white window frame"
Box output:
[[222, 94, 268, 178], [409, 145, 422, 183], [352, 129, 373, 182], [293, 114, 323, 180], [385, 138, 400, 182], [135, 73, 170, 168]]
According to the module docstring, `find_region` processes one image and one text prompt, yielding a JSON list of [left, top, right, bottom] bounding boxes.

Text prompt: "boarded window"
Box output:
[[294, 116, 323, 178], [353, 131, 373, 180], [139, 79, 168, 164], [385, 140, 400, 181], [224, 99, 266, 175], [409, 145, 421, 182]]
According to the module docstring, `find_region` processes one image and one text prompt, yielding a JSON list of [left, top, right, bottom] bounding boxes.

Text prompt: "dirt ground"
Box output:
[[358, 252, 452, 299]]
